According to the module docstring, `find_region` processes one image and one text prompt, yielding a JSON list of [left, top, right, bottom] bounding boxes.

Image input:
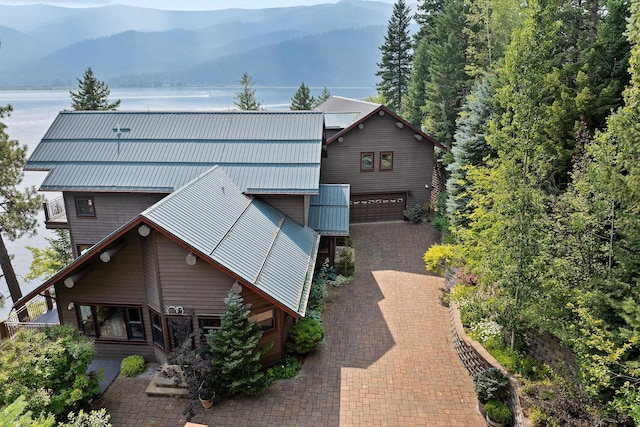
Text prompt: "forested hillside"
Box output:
[[394, 0, 639, 422]]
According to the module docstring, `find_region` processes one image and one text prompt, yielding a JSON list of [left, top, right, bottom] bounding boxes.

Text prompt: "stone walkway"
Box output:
[[93, 222, 485, 426]]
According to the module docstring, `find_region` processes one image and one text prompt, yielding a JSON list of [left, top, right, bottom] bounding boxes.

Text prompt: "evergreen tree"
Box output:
[[413, 0, 445, 43], [25, 229, 72, 281], [70, 67, 120, 111], [402, 37, 430, 126], [376, 0, 413, 115], [313, 86, 332, 107], [422, 0, 470, 148], [207, 292, 272, 396], [0, 105, 43, 317], [446, 76, 495, 225], [233, 72, 261, 111], [290, 82, 315, 110]]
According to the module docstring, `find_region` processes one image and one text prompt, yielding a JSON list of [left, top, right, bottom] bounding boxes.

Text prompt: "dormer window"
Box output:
[[75, 196, 95, 217]]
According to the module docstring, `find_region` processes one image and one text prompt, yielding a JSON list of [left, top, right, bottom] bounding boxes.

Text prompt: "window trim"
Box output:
[[75, 196, 96, 217], [76, 304, 145, 342], [380, 151, 394, 171], [249, 308, 276, 333], [360, 152, 375, 172]]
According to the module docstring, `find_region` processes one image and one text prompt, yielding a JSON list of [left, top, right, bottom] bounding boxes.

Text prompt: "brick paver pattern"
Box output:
[[94, 222, 485, 426]]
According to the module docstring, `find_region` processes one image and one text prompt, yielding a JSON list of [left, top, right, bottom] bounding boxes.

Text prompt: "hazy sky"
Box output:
[[0, 0, 396, 10]]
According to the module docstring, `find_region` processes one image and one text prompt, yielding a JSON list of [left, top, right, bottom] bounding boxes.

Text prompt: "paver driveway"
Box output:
[[94, 222, 485, 426]]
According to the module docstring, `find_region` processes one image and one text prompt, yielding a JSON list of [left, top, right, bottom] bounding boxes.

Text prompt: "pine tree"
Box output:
[[290, 82, 315, 110], [421, 0, 470, 148], [207, 292, 272, 396], [233, 72, 261, 111], [313, 86, 332, 107], [376, 0, 413, 115], [446, 76, 495, 225], [0, 105, 44, 318], [402, 37, 429, 126], [70, 67, 120, 111]]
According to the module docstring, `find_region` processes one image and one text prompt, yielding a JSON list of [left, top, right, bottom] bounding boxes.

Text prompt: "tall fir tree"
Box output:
[[290, 82, 315, 110], [446, 76, 495, 225], [376, 0, 413, 115], [207, 292, 272, 396], [0, 106, 44, 317], [421, 0, 470, 149], [70, 67, 120, 111], [313, 86, 332, 108], [233, 72, 261, 111], [402, 38, 430, 126]]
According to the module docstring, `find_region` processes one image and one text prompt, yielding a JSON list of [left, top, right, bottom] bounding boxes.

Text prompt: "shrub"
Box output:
[[485, 399, 512, 424], [0, 395, 56, 427], [61, 409, 112, 427], [286, 318, 324, 354], [120, 355, 145, 377], [308, 279, 328, 313], [327, 274, 352, 287], [403, 204, 423, 223], [423, 244, 460, 275], [472, 368, 510, 403], [336, 248, 354, 276], [0, 326, 99, 420], [266, 355, 302, 382]]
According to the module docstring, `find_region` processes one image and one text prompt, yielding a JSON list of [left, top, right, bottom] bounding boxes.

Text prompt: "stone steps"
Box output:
[[145, 364, 189, 397]]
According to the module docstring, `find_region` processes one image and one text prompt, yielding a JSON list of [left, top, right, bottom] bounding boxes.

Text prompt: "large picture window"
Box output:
[[75, 196, 96, 217], [77, 305, 144, 341]]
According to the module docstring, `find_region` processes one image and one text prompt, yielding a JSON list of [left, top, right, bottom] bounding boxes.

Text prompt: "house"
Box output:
[[15, 99, 441, 364], [316, 96, 445, 222]]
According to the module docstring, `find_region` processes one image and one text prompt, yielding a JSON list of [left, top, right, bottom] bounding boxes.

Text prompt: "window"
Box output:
[[360, 152, 374, 171], [77, 305, 144, 341], [249, 309, 275, 332], [198, 317, 222, 341], [149, 310, 165, 349], [380, 151, 393, 170], [77, 244, 92, 256], [167, 317, 192, 350], [75, 196, 95, 217]]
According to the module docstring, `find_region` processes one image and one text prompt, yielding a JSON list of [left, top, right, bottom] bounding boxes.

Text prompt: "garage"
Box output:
[[350, 192, 407, 223]]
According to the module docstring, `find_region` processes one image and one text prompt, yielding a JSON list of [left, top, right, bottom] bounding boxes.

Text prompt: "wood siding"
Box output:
[[241, 287, 284, 366], [65, 192, 166, 257], [141, 232, 161, 311], [257, 195, 305, 226], [320, 114, 434, 213], [54, 230, 155, 360]]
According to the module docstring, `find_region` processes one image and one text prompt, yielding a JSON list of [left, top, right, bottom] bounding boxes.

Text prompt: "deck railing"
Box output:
[[0, 290, 58, 341], [43, 196, 66, 223]]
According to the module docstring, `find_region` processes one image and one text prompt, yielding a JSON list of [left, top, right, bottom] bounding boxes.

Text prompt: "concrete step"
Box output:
[[145, 364, 189, 397]]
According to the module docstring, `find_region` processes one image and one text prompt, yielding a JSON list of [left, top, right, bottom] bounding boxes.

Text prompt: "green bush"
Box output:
[[120, 355, 145, 377], [308, 279, 328, 313], [266, 355, 302, 382], [485, 399, 512, 424], [286, 318, 324, 354], [0, 395, 56, 427], [472, 368, 510, 403], [0, 326, 99, 420], [61, 409, 112, 427], [336, 248, 355, 276], [403, 204, 423, 223]]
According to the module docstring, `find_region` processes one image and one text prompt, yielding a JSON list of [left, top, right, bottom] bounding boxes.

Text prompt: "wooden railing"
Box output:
[[43, 196, 67, 225], [0, 290, 58, 341]]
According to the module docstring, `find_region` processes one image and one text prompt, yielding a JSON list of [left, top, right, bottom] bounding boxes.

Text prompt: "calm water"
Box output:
[[0, 85, 375, 318]]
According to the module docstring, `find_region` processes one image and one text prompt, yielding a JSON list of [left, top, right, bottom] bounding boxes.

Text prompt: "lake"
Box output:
[[0, 85, 376, 319]]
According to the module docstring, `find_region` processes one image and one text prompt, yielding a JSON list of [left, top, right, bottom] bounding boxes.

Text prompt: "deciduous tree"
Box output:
[[25, 229, 72, 281]]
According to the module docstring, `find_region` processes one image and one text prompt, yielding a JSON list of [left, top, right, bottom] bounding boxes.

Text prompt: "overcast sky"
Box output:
[[0, 0, 396, 10]]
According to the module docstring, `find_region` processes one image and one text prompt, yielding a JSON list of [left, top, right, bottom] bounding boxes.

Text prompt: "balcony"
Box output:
[[43, 196, 68, 229]]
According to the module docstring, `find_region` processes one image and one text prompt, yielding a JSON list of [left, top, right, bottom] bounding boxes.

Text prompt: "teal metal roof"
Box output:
[[26, 111, 324, 194], [324, 112, 359, 129], [309, 184, 350, 236], [143, 166, 318, 316]]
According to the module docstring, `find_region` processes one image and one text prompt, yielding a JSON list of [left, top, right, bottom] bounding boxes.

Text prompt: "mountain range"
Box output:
[[0, 1, 402, 88]]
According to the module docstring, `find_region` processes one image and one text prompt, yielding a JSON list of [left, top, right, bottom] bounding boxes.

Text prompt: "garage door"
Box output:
[[350, 192, 407, 223]]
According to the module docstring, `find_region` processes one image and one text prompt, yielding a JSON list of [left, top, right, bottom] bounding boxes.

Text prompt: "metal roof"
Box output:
[[309, 184, 350, 236], [143, 166, 318, 316], [26, 111, 324, 194], [315, 96, 380, 122], [324, 112, 360, 129]]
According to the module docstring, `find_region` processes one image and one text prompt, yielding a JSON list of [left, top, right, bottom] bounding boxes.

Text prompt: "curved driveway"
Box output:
[[97, 222, 485, 426]]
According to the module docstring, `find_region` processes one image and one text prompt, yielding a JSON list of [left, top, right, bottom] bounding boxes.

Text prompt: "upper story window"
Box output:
[[360, 152, 374, 171], [249, 308, 275, 332], [380, 151, 394, 171], [75, 196, 95, 217]]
